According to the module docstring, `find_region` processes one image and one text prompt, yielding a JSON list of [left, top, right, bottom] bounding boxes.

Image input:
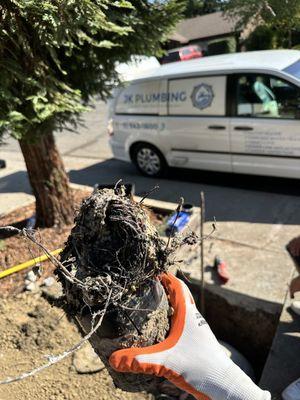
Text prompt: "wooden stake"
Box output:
[[200, 191, 205, 316]]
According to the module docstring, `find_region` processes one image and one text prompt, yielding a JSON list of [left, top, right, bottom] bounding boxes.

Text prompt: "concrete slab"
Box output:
[[183, 221, 294, 307], [178, 220, 296, 377], [0, 151, 33, 215], [0, 151, 96, 215], [260, 277, 300, 398], [128, 196, 298, 378]]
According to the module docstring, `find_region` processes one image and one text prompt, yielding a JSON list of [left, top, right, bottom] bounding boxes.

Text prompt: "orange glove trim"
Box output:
[[131, 359, 209, 400], [109, 273, 186, 368]]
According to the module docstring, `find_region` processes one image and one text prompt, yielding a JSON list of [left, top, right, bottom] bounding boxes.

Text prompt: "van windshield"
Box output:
[[283, 59, 300, 79]]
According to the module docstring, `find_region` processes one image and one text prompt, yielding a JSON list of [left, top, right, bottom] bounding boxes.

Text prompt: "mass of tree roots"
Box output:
[[57, 186, 198, 393], [0, 185, 199, 394]]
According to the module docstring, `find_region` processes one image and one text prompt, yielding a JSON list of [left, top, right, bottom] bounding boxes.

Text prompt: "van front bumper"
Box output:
[[109, 139, 131, 162]]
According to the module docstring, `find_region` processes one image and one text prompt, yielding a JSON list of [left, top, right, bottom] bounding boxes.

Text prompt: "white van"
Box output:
[[109, 50, 300, 179]]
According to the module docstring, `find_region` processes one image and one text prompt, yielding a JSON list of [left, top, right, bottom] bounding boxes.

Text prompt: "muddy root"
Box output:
[[56, 188, 174, 393]]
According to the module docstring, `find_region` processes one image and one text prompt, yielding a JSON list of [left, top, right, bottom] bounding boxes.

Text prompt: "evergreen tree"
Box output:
[[223, 0, 300, 48], [0, 0, 184, 227], [184, 0, 221, 18]]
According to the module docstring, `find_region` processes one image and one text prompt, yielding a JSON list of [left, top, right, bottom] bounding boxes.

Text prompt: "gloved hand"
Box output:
[[109, 273, 271, 400]]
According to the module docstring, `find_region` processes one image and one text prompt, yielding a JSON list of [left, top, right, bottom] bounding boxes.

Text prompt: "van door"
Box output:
[[229, 73, 300, 178], [164, 75, 232, 172]]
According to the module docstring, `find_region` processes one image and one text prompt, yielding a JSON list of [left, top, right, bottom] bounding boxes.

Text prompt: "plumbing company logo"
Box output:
[[191, 83, 214, 110], [123, 91, 186, 104]]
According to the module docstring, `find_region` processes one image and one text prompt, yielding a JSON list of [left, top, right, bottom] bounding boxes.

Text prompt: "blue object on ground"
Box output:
[[165, 211, 191, 237]]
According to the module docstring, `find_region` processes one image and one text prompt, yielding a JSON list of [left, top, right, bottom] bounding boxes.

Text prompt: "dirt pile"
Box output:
[[0, 290, 153, 400], [0, 189, 93, 297]]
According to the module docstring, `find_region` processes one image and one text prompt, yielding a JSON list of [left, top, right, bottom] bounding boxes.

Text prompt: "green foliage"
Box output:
[[223, 0, 300, 48], [291, 31, 300, 49], [207, 37, 236, 55], [245, 25, 276, 51], [0, 0, 185, 142], [183, 0, 222, 18], [184, 0, 204, 17]]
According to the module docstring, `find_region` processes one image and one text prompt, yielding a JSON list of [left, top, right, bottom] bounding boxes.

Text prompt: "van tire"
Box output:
[[131, 143, 167, 178]]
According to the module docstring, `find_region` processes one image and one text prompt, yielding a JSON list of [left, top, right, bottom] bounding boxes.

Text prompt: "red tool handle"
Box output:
[[217, 261, 229, 283], [214, 257, 229, 283]]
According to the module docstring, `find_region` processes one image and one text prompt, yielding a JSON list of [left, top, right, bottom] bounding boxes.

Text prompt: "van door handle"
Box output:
[[208, 125, 226, 130], [234, 126, 253, 131]]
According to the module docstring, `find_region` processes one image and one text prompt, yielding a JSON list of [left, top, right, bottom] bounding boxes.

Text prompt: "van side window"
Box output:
[[168, 76, 226, 116], [235, 74, 300, 119]]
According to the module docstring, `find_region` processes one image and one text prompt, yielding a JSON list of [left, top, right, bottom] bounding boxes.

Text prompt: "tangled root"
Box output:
[[58, 188, 171, 314], [56, 187, 196, 392]]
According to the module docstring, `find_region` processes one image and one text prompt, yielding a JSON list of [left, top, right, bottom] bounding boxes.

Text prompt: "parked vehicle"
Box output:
[[109, 50, 300, 179], [160, 45, 203, 64]]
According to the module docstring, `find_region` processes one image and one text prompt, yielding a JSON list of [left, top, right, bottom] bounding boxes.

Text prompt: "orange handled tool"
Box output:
[[214, 256, 229, 284]]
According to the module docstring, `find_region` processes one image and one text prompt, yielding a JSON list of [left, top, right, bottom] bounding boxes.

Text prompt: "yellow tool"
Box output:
[[0, 248, 63, 279]]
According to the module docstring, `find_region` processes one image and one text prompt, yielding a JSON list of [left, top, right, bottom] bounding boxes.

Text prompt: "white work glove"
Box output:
[[110, 273, 271, 400]]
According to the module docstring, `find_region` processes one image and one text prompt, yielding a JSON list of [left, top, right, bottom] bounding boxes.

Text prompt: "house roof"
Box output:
[[169, 31, 189, 44], [174, 11, 238, 42]]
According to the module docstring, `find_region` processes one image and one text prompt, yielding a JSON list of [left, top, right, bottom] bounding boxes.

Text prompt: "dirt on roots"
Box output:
[[57, 188, 172, 393]]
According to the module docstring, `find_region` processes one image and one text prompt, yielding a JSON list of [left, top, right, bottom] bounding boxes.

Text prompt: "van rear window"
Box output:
[[283, 60, 300, 79], [115, 80, 161, 114]]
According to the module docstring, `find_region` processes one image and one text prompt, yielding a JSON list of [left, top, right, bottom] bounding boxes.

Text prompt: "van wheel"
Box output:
[[132, 144, 166, 177]]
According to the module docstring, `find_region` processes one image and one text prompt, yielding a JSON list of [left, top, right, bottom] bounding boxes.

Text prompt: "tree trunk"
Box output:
[[19, 131, 74, 227]]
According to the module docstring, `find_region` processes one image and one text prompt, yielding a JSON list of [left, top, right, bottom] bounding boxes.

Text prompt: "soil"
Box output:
[[0, 189, 93, 297], [0, 289, 153, 400]]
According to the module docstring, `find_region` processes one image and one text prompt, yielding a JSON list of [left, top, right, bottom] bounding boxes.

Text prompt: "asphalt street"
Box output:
[[1, 99, 300, 224]]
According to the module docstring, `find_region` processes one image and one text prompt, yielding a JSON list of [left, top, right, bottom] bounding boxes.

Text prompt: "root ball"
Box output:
[[57, 188, 172, 393]]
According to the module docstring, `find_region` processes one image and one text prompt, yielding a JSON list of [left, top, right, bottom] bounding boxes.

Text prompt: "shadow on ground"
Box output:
[[69, 158, 300, 225], [0, 171, 32, 195], [1, 158, 300, 224]]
